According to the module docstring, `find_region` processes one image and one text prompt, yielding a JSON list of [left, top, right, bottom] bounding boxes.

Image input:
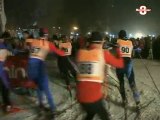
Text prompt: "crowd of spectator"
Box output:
[[1, 29, 160, 61]]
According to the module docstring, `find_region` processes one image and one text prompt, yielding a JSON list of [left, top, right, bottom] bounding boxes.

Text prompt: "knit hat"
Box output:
[[52, 35, 58, 40], [89, 31, 103, 43], [39, 28, 49, 37], [118, 30, 127, 39]]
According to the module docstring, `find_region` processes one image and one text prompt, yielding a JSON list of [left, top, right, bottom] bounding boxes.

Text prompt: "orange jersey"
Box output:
[[59, 42, 72, 56], [26, 39, 50, 60], [117, 39, 133, 58], [76, 47, 124, 103], [77, 49, 105, 83], [26, 39, 64, 60]]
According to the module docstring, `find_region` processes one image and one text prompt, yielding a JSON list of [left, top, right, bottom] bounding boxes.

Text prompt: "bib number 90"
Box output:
[[121, 47, 129, 53]]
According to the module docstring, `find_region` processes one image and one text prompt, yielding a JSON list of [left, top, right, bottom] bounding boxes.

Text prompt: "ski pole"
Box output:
[[138, 53, 160, 98]]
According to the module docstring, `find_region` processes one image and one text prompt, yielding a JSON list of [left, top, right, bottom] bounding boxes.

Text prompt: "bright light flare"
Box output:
[[70, 32, 74, 35], [87, 32, 91, 35], [105, 32, 109, 35], [135, 33, 143, 38], [129, 33, 133, 38], [73, 26, 78, 30]]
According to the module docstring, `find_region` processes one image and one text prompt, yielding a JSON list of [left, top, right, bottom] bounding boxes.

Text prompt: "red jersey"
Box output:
[[76, 48, 124, 103]]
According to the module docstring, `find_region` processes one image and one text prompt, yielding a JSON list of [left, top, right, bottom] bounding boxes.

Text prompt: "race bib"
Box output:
[[31, 47, 40, 54], [120, 46, 132, 55], [62, 48, 68, 52], [78, 62, 99, 76], [121, 46, 130, 53]]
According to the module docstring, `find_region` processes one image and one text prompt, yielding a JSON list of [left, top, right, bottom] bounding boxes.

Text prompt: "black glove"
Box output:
[[103, 42, 118, 49]]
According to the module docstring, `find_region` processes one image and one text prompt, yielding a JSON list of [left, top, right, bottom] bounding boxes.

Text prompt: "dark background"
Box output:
[[4, 0, 160, 35]]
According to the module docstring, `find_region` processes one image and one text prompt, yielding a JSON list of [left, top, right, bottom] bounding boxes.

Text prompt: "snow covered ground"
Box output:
[[107, 59, 160, 120], [0, 59, 160, 120]]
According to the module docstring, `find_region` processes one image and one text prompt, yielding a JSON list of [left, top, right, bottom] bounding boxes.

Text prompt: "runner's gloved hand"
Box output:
[[103, 42, 119, 49], [108, 43, 119, 48]]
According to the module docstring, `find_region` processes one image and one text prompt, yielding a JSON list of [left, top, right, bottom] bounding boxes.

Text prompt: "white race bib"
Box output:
[[78, 62, 100, 76]]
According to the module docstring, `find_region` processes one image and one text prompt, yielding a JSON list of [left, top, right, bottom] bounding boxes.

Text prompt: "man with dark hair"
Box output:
[[116, 30, 141, 109], [23, 31, 31, 40], [76, 31, 124, 120]]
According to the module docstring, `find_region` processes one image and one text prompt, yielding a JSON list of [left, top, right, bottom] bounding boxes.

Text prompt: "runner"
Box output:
[[116, 30, 141, 109], [76, 31, 124, 120], [57, 35, 76, 90], [26, 28, 65, 119]]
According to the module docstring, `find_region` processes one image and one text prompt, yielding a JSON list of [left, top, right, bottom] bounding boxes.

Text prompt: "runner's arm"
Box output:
[[49, 42, 65, 56], [104, 48, 124, 68]]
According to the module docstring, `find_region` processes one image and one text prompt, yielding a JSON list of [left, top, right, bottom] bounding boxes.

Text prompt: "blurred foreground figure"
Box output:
[[0, 32, 21, 113], [116, 30, 141, 109], [76, 32, 124, 120], [26, 28, 64, 119]]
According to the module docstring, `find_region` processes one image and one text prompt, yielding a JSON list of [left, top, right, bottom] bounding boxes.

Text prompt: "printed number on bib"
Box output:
[[62, 48, 68, 52], [121, 47, 130, 53], [78, 62, 99, 75], [31, 47, 40, 53]]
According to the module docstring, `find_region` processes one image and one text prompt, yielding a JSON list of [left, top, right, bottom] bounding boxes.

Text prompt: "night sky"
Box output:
[[4, 0, 160, 35]]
